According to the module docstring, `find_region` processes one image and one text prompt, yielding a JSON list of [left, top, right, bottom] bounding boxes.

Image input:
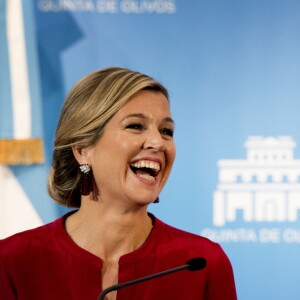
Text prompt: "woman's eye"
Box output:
[[126, 123, 144, 130], [161, 128, 174, 138]]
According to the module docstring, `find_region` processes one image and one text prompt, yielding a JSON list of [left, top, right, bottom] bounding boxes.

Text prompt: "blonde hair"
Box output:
[[48, 67, 169, 207]]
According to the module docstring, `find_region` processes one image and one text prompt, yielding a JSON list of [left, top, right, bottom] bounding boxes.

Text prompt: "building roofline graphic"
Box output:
[[213, 136, 300, 226]]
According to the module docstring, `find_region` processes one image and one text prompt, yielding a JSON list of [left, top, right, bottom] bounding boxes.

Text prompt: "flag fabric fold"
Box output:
[[0, 0, 46, 238], [0, 0, 44, 165]]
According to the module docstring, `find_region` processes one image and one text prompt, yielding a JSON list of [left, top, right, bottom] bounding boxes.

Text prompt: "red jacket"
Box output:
[[0, 212, 237, 299]]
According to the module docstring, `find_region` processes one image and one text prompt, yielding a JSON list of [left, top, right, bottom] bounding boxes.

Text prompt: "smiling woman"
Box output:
[[0, 67, 237, 300], [74, 90, 176, 210]]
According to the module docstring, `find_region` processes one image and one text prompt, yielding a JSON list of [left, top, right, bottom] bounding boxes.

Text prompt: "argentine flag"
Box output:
[[0, 0, 57, 238]]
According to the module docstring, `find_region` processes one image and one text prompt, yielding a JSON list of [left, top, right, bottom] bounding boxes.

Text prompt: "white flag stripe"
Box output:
[[0, 166, 43, 239], [6, 0, 31, 139]]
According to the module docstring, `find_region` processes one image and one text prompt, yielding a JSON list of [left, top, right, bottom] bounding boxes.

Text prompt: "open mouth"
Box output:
[[130, 160, 161, 181]]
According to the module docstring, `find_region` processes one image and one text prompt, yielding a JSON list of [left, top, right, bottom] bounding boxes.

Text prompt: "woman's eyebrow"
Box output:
[[122, 113, 147, 120], [121, 114, 175, 125], [163, 117, 175, 124]]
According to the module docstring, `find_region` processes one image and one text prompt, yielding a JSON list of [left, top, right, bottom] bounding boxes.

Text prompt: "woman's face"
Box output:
[[86, 90, 176, 208]]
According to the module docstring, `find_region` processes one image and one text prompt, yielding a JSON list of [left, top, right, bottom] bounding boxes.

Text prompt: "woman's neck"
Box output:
[[65, 200, 153, 261]]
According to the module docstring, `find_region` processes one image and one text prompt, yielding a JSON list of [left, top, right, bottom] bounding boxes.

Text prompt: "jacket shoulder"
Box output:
[[0, 220, 57, 258], [154, 216, 222, 254]]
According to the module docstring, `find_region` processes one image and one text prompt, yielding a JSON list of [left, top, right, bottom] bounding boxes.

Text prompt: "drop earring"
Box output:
[[79, 164, 94, 196], [154, 197, 159, 203]]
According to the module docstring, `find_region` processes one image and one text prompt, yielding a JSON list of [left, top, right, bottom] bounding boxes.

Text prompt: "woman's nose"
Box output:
[[143, 130, 165, 152]]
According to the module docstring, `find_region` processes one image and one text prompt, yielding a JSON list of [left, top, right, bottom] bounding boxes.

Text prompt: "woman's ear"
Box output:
[[72, 146, 88, 164]]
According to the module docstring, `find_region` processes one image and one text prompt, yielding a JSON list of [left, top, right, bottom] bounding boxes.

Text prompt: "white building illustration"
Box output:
[[213, 136, 300, 226]]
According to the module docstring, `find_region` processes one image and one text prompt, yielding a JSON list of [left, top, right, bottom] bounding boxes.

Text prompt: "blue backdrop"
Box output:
[[4, 1, 300, 299]]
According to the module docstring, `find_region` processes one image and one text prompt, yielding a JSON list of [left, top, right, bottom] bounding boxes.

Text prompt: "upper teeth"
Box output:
[[131, 160, 160, 171]]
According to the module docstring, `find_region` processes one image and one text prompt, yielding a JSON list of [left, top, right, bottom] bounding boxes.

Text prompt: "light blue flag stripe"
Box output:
[[0, 0, 13, 138], [22, 0, 43, 138]]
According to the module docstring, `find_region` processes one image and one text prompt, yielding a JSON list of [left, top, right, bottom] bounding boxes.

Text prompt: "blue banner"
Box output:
[[2, 0, 300, 299]]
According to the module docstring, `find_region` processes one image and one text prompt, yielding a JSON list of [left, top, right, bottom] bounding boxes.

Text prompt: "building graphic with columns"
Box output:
[[213, 136, 300, 226]]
